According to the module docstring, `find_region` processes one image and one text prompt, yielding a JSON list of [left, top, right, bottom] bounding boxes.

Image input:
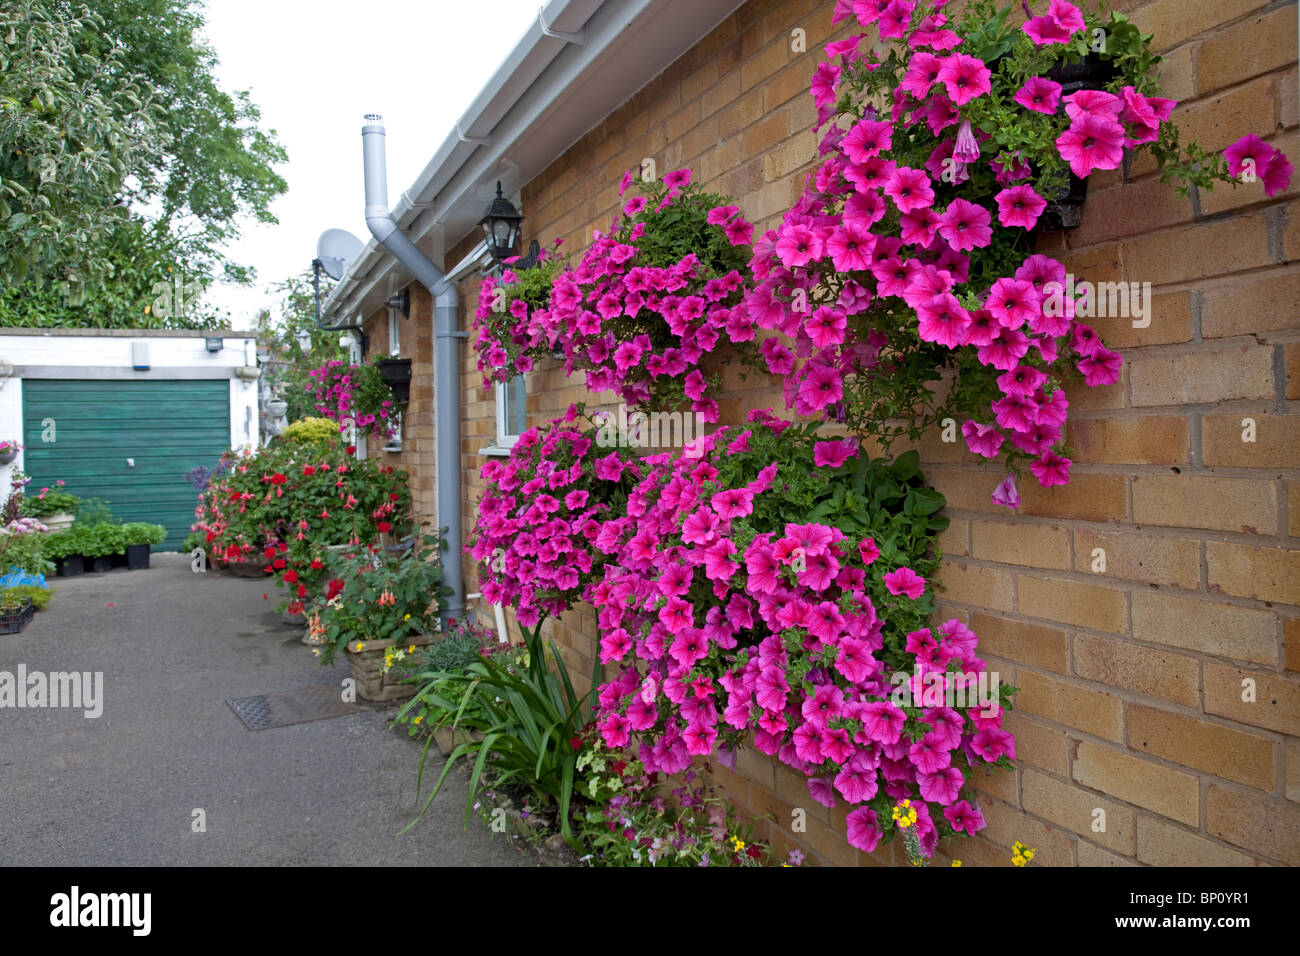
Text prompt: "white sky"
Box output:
[[199, 0, 543, 329]]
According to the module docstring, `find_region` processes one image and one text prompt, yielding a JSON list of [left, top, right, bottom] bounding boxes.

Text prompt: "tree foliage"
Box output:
[[0, 0, 287, 328]]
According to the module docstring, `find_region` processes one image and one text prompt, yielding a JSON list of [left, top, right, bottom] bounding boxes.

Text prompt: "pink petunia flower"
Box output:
[[962, 420, 1004, 458], [991, 473, 1019, 509], [1013, 76, 1062, 114], [1056, 114, 1126, 178], [994, 184, 1048, 230], [884, 567, 926, 599], [1030, 449, 1072, 487], [935, 53, 992, 106], [813, 438, 859, 468], [937, 198, 992, 251]]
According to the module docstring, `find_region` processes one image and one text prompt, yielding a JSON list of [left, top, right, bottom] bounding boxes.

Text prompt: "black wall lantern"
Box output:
[[479, 181, 524, 263]]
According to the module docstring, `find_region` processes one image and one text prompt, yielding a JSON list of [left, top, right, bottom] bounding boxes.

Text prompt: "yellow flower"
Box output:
[[951, 860, 962, 867], [355, 642, 365, 651], [404, 615, 411, 623], [413, 715, 423, 725], [407, 643, 415, 652], [729, 835, 745, 853]]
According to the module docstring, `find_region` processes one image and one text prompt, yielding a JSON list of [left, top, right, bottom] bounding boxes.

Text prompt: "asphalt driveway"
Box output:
[[0, 553, 528, 866]]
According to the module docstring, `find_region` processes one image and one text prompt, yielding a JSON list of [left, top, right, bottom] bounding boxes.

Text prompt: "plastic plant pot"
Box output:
[[58, 555, 85, 577], [126, 544, 151, 570]]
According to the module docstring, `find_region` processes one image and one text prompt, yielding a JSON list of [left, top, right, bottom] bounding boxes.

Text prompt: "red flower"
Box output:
[[270, 472, 287, 485], [288, 601, 304, 615], [273, 558, 287, 570], [263, 547, 277, 561], [345, 445, 356, 455], [205, 532, 216, 543], [296, 584, 308, 598], [309, 559, 324, 570], [747, 846, 762, 860], [388, 492, 400, 501], [326, 578, 345, 600], [302, 465, 316, 476], [277, 542, 288, 552], [377, 521, 392, 533], [283, 570, 299, 584], [570, 736, 584, 752]]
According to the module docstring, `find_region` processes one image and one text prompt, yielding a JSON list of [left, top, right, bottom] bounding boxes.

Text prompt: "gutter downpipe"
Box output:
[[361, 113, 466, 625]]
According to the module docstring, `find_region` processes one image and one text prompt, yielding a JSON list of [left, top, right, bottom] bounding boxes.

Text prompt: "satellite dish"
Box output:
[[316, 229, 363, 281]]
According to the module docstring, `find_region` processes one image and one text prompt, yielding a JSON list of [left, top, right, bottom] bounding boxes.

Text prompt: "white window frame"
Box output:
[[494, 374, 526, 450]]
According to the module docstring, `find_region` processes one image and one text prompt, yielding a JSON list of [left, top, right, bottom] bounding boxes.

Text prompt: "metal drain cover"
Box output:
[[227, 684, 360, 731]]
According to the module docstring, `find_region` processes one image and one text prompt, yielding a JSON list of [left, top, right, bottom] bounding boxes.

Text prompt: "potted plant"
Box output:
[[0, 590, 34, 634], [266, 397, 289, 419], [0, 441, 21, 466], [312, 532, 452, 701], [306, 359, 402, 442], [42, 526, 91, 576], [20, 481, 80, 532], [120, 522, 166, 570]]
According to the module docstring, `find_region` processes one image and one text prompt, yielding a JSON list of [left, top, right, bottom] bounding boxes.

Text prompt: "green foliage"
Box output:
[[19, 488, 80, 518], [399, 617, 592, 844], [0, 530, 53, 576], [572, 740, 770, 866], [0, 1, 162, 294], [0, 0, 286, 327], [72, 498, 118, 527], [312, 533, 451, 665], [1, 583, 52, 611], [120, 522, 166, 546], [44, 523, 129, 559], [281, 417, 341, 448], [257, 271, 350, 424]]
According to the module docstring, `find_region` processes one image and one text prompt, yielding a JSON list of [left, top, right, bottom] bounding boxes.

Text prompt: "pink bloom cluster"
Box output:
[[586, 413, 1011, 856], [1224, 133, 1294, 198], [468, 404, 640, 628], [471, 243, 565, 389], [740, 3, 1147, 490], [306, 360, 396, 440], [521, 171, 753, 418]]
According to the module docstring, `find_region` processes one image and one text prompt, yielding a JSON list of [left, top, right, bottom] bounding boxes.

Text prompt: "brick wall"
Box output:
[[373, 0, 1300, 866], [360, 286, 438, 525]]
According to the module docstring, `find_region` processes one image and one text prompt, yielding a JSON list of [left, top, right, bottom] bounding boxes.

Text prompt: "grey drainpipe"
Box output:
[[361, 113, 466, 623]]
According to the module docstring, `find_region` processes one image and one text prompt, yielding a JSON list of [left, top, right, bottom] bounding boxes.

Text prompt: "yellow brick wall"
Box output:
[[372, 0, 1300, 866]]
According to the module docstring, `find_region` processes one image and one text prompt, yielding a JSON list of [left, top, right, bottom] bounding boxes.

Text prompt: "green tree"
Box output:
[[0, 1, 163, 295], [257, 270, 349, 425], [0, 0, 287, 328]]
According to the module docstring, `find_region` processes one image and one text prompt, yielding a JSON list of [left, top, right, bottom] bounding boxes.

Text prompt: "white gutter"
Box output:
[[322, 0, 744, 324]]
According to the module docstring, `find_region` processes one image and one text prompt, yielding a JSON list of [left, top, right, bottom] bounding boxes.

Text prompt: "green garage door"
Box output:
[[22, 380, 232, 551]]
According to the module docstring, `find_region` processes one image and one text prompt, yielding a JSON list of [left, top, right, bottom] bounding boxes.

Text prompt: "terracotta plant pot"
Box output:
[[344, 633, 436, 702]]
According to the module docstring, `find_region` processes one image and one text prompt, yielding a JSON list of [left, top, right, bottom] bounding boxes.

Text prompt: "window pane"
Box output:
[[506, 374, 526, 436]]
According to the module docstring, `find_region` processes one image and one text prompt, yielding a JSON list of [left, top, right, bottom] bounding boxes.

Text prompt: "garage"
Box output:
[[0, 329, 261, 551], [21, 380, 234, 550]]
